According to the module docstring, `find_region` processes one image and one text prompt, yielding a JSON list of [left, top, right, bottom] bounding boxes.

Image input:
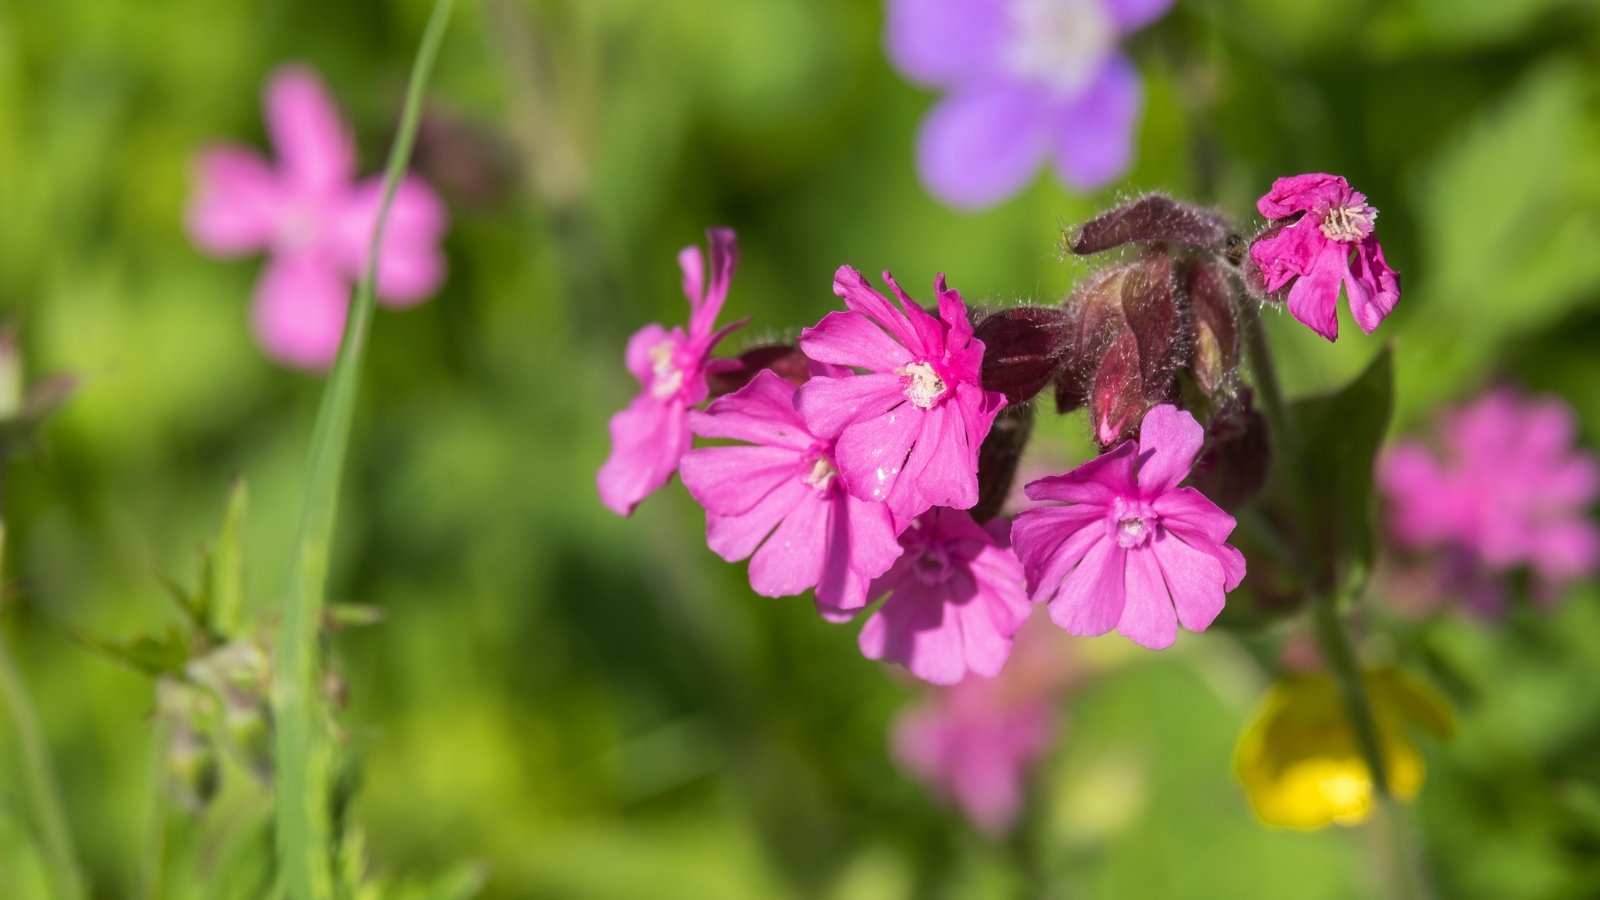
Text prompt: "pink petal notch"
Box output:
[[184, 63, 450, 371], [1011, 404, 1245, 649]]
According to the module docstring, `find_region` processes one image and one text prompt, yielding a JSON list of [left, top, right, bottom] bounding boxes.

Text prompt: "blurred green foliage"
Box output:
[[1, 0, 1600, 897]]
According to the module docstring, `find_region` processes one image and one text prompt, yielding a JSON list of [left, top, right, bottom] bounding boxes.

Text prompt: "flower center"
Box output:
[[802, 456, 838, 493], [898, 361, 948, 409], [648, 341, 686, 400], [275, 202, 325, 253], [1110, 497, 1159, 548], [912, 544, 955, 585], [1319, 201, 1376, 243], [1003, 0, 1116, 96]]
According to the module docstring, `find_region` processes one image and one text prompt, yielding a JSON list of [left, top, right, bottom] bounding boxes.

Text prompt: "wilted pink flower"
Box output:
[[678, 370, 903, 612], [886, 0, 1173, 209], [854, 508, 1033, 685], [796, 267, 1006, 527], [1248, 173, 1399, 342], [1378, 388, 1600, 612], [187, 65, 448, 369], [1011, 404, 1245, 649], [891, 610, 1078, 835], [597, 229, 744, 516]]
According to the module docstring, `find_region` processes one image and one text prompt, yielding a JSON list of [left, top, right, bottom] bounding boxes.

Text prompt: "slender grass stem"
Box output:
[[270, 3, 455, 897], [0, 521, 87, 900]]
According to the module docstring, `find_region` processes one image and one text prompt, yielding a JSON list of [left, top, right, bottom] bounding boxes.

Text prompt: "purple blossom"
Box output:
[[186, 65, 448, 369], [885, 0, 1172, 209], [1011, 404, 1245, 649], [597, 229, 744, 517], [796, 267, 1006, 527], [1248, 173, 1400, 342], [678, 370, 903, 613], [1378, 388, 1600, 613], [854, 508, 1033, 685]]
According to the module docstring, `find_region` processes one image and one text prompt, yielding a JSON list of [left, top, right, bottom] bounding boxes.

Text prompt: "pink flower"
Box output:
[[186, 65, 448, 369], [1010, 404, 1245, 649], [1248, 173, 1400, 342], [890, 611, 1078, 835], [796, 267, 1006, 527], [854, 508, 1033, 685], [597, 229, 744, 516], [1378, 388, 1600, 612], [678, 370, 903, 612]]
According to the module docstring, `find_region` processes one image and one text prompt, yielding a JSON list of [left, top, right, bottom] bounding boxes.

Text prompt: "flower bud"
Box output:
[[706, 344, 812, 398], [972, 403, 1034, 522], [1191, 390, 1270, 510], [1183, 257, 1242, 396], [973, 305, 1072, 405], [1066, 194, 1231, 256], [1055, 253, 1183, 446]]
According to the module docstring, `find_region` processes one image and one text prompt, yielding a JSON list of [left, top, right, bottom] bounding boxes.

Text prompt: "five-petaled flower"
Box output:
[[796, 267, 1006, 528], [850, 508, 1033, 685], [885, 0, 1173, 209], [1248, 173, 1400, 342], [1377, 388, 1600, 614], [678, 370, 903, 613], [187, 64, 448, 369], [1011, 404, 1245, 649], [598, 229, 745, 516]]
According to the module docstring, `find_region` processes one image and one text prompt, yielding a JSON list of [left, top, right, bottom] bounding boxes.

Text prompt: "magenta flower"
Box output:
[[885, 0, 1172, 209], [1378, 389, 1600, 612], [597, 229, 745, 517], [1248, 173, 1400, 342], [796, 268, 1006, 527], [1011, 404, 1245, 649], [678, 370, 903, 612], [853, 508, 1033, 685], [890, 611, 1078, 835], [186, 65, 448, 369]]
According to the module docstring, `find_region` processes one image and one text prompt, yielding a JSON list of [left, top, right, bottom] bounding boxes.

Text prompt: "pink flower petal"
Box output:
[[250, 254, 350, 370], [1104, 0, 1176, 33], [1151, 532, 1227, 631], [1256, 173, 1350, 220], [1285, 239, 1348, 341], [265, 65, 355, 192], [186, 146, 282, 256], [1134, 404, 1205, 495], [337, 175, 449, 305], [830, 267, 921, 350], [884, 0, 1007, 87], [690, 369, 817, 451], [1117, 547, 1178, 649], [817, 494, 903, 610], [705, 477, 811, 562], [687, 227, 738, 340], [833, 390, 923, 505], [748, 491, 831, 597], [597, 393, 691, 517], [679, 445, 804, 517], [795, 373, 908, 443], [1047, 538, 1127, 636], [1023, 441, 1136, 505], [1349, 236, 1400, 334], [799, 310, 916, 372]]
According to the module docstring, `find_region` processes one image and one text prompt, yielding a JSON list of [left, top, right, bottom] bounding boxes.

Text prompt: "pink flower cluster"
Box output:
[[600, 230, 1247, 684], [1378, 388, 1600, 614]]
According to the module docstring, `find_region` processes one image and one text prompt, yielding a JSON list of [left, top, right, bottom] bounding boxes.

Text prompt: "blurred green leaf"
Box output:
[[77, 629, 190, 678]]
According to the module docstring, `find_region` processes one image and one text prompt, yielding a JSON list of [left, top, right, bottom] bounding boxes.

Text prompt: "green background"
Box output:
[[3, 0, 1600, 896]]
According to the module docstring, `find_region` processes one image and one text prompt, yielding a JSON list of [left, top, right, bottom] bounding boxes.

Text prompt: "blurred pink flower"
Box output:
[[1378, 388, 1600, 613], [678, 370, 903, 613], [1248, 173, 1399, 342], [796, 267, 1005, 527], [885, 0, 1172, 209], [598, 229, 745, 516], [854, 508, 1033, 685], [1011, 404, 1245, 649], [891, 611, 1078, 835], [187, 65, 448, 369]]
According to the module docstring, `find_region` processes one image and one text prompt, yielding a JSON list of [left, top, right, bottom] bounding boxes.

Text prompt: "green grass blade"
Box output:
[[270, 3, 456, 897]]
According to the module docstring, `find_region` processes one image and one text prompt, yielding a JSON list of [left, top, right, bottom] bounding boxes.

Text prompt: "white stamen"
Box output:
[[897, 361, 948, 409], [803, 457, 838, 492], [1003, 0, 1116, 96], [1320, 202, 1376, 243], [649, 341, 684, 400]]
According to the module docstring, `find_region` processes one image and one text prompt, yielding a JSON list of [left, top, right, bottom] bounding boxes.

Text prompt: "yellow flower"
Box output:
[[1234, 666, 1453, 830]]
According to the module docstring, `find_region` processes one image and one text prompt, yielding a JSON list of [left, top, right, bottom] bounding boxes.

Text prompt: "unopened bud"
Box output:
[[973, 306, 1072, 405], [1055, 253, 1183, 446], [1183, 257, 1242, 395], [706, 344, 813, 397], [1191, 390, 1270, 510], [1066, 194, 1231, 256], [972, 404, 1035, 522]]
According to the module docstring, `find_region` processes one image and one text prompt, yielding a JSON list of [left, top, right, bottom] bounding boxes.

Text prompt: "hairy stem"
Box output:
[[271, 3, 455, 897], [0, 520, 88, 900]]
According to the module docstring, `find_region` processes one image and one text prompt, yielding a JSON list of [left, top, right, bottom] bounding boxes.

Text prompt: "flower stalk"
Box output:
[[270, 2, 454, 897]]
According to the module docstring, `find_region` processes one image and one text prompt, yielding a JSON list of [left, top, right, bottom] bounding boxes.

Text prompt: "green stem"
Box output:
[[0, 522, 88, 900], [1309, 596, 1390, 797], [271, 3, 454, 897]]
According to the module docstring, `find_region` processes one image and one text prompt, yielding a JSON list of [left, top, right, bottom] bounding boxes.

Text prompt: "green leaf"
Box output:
[[76, 629, 190, 677], [207, 479, 249, 637], [1284, 345, 1395, 599]]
